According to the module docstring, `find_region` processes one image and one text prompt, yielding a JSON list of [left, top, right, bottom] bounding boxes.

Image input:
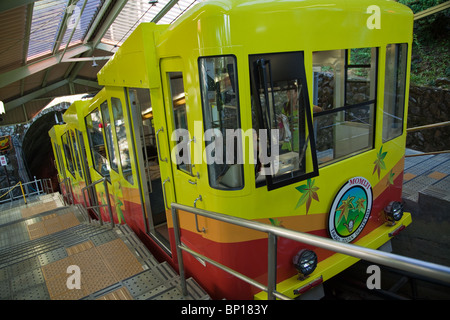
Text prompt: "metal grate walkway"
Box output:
[[403, 149, 450, 204], [0, 193, 209, 300]]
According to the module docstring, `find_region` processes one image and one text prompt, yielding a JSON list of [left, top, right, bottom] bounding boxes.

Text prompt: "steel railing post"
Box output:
[[267, 233, 277, 300], [172, 206, 187, 296], [103, 179, 114, 228]]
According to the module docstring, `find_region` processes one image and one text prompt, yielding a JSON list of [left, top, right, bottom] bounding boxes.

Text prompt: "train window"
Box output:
[[249, 51, 318, 190], [383, 43, 408, 142], [169, 72, 192, 175], [199, 55, 244, 190], [100, 101, 118, 173], [61, 132, 75, 178], [111, 97, 134, 185], [54, 143, 65, 178], [70, 130, 83, 179], [85, 108, 110, 179], [313, 48, 377, 165]]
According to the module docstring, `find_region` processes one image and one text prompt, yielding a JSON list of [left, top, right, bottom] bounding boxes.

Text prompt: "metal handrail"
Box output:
[[407, 121, 450, 133], [171, 202, 450, 300], [81, 177, 114, 228], [0, 177, 55, 204]]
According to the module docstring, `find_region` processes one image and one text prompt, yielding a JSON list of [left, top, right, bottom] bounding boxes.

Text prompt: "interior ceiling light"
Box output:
[[0, 101, 5, 114]]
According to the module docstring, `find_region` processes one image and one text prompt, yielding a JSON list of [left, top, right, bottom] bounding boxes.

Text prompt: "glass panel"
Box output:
[[111, 97, 134, 184], [100, 101, 118, 173], [169, 72, 192, 175], [313, 48, 378, 165], [54, 143, 65, 178], [62, 132, 75, 177], [85, 108, 110, 178], [70, 130, 83, 178], [346, 48, 376, 105], [383, 43, 408, 142], [199, 55, 244, 190], [249, 52, 318, 190], [315, 104, 375, 164]]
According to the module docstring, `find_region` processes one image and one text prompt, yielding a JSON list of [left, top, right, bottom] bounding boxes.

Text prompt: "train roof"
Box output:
[[98, 0, 413, 88]]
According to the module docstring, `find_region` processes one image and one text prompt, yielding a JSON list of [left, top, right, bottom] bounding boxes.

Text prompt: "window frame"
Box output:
[[85, 106, 111, 180], [249, 51, 319, 191], [61, 131, 76, 178], [382, 43, 408, 143], [111, 96, 134, 185], [313, 47, 379, 166], [199, 54, 245, 190]]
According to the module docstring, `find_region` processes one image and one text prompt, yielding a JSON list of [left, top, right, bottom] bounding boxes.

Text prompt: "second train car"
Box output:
[[50, 0, 414, 299]]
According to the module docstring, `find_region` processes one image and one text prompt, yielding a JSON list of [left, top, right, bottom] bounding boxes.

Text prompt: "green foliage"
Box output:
[[399, 0, 450, 88]]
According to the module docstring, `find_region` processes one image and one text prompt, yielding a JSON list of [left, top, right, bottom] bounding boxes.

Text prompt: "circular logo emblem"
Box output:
[[328, 177, 373, 243]]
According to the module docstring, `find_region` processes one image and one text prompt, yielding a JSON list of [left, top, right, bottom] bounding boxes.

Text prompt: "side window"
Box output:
[[62, 132, 75, 177], [85, 108, 110, 178], [249, 51, 318, 190], [54, 143, 66, 178], [199, 55, 244, 190], [70, 130, 83, 178], [383, 43, 408, 142], [100, 101, 118, 173], [313, 48, 378, 165], [169, 72, 192, 175], [111, 97, 134, 185]]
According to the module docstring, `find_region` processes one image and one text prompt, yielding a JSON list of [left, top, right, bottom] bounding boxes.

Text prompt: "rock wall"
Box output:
[[406, 86, 450, 152]]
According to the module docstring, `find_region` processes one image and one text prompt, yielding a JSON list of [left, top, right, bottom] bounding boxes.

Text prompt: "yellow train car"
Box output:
[[50, 0, 414, 299]]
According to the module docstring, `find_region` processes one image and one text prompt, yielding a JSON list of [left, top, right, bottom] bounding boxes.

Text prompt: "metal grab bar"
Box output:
[[81, 177, 114, 228], [156, 127, 168, 163], [171, 202, 450, 300]]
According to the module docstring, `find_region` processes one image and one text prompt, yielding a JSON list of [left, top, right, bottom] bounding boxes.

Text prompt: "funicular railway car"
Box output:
[[50, 0, 414, 299]]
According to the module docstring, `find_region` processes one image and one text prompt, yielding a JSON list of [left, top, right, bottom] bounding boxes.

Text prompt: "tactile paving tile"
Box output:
[[25, 212, 81, 240], [45, 273, 85, 300], [59, 212, 81, 229], [41, 256, 75, 281], [80, 259, 118, 296], [96, 238, 144, 281], [96, 286, 134, 300], [21, 201, 58, 219], [428, 171, 448, 180], [66, 240, 95, 255], [27, 221, 47, 240]]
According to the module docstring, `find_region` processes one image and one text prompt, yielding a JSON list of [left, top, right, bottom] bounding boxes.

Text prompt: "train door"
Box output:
[[77, 128, 99, 219], [160, 57, 201, 213], [127, 86, 175, 254]]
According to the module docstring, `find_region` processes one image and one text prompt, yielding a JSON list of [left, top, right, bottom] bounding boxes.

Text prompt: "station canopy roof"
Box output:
[[0, 0, 200, 126]]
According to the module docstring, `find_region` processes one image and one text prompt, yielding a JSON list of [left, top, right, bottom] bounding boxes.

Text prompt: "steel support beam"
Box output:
[[0, 44, 91, 88], [4, 79, 69, 112], [0, 0, 37, 13], [68, 0, 129, 81]]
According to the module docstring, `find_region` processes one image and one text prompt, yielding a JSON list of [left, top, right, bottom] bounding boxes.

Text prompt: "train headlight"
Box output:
[[293, 249, 317, 280], [384, 201, 403, 224]]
